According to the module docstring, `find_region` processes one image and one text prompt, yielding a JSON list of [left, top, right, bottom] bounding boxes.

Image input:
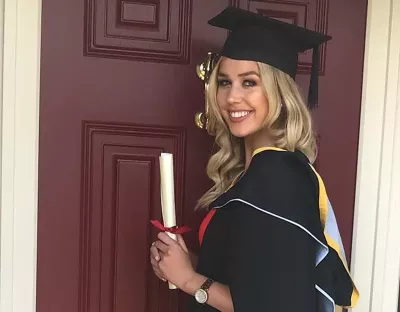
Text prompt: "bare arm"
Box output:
[[181, 272, 234, 312], [152, 211, 316, 312], [152, 233, 234, 312]]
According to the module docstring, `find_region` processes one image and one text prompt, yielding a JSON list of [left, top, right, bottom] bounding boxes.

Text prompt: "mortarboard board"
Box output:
[[208, 7, 332, 108]]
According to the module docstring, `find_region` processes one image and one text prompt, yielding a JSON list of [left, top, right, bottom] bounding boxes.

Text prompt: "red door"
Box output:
[[37, 0, 367, 311]]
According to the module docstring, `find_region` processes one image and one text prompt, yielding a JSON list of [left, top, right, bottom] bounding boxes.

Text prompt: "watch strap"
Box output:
[[200, 277, 214, 291]]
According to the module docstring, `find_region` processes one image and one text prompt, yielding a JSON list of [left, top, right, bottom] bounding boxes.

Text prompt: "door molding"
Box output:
[[0, 0, 42, 311], [0, 0, 399, 312], [351, 0, 400, 311]]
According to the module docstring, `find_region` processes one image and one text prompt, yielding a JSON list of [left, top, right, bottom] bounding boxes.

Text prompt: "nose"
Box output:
[[227, 84, 243, 105]]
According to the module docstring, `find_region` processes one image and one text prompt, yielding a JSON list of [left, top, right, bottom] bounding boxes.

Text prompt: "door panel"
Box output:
[[80, 123, 187, 312], [37, 0, 367, 311]]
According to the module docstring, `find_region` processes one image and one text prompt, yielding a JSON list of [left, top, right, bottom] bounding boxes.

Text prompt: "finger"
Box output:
[[154, 269, 167, 282], [153, 266, 165, 281], [150, 245, 161, 261], [150, 253, 162, 266], [150, 256, 164, 274], [176, 234, 188, 253], [154, 240, 169, 253], [157, 232, 178, 246], [150, 256, 167, 282], [150, 257, 160, 269]]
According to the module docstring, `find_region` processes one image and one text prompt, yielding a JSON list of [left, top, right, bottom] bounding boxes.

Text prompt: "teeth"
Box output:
[[230, 111, 249, 118]]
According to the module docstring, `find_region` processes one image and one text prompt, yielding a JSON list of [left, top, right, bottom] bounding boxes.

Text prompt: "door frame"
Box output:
[[350, 0, 400, 311], [0, 0, 399, 312], [0, 0, 42, 311]]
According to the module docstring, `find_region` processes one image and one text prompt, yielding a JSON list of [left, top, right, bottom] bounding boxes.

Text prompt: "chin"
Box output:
[[229, 127, 256, 138]]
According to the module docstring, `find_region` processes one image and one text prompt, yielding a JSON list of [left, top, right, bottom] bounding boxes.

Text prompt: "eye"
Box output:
[[243, 79, 257, 87], [217, 79, 231, 87]]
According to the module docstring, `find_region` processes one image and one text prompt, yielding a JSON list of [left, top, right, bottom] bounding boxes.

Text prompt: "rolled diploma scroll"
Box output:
[[159, 153, 178, 289]]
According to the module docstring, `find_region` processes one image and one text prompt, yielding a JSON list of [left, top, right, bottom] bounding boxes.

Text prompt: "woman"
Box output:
[[150, 7, 358, 312]]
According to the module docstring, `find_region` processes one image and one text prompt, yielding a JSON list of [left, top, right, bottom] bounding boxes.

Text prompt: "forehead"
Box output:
[[218, 57, 259, 75]]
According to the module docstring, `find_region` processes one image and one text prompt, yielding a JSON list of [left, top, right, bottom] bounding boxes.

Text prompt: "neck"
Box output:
[[243, 128, 274, 170]]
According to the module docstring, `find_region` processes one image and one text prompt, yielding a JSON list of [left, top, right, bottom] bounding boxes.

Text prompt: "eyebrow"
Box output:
[[218, 71, 260, 77]]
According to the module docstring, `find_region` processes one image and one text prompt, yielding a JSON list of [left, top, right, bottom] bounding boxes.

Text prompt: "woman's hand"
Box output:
[[154, 232, 196, 289], [189, 250, 198, 268], [150, 241, 167, 282]]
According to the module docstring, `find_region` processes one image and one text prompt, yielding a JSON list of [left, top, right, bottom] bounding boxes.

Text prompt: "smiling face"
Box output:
[[216, 57, 270, 138]]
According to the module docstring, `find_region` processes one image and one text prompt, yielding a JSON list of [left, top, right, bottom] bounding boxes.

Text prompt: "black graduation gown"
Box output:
[[188, 148, 358, 312]]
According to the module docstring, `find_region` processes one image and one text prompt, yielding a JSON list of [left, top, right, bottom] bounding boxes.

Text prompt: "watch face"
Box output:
[[195, 288, 208, 304]]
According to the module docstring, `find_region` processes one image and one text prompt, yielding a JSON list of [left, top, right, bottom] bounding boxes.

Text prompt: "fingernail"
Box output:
[[162, 278, 166, 282]]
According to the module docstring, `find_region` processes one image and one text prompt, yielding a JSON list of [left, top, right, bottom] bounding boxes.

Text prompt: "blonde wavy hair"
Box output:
[[196, 58, 317, 210]]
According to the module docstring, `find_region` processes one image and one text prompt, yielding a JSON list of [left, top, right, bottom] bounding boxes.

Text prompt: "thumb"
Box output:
[[176, 234, 188, 253]]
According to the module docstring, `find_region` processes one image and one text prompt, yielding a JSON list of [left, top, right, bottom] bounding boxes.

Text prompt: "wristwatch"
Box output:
[[194, 278, 214, 304]]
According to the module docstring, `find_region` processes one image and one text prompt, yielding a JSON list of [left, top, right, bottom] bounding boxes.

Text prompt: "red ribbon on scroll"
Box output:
[[150, 220, 192, 234]]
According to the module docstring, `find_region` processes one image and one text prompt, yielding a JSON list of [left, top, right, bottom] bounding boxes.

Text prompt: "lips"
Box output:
[[230, 111, 250, 118], [228, 110, 253, 122]]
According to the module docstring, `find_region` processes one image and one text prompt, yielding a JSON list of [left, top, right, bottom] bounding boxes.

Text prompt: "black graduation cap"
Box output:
[[208, 7, 332, 108]]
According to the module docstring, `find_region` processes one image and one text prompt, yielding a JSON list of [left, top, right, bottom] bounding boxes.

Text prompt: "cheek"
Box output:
[[216, 89, 228, 110], [262, 99, 270, 116], [248, 93, 269, 126], [256, 94, 269, 116]]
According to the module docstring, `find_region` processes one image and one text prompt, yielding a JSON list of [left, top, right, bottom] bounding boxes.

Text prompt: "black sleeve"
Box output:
[[227, 204, 317, 311]]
